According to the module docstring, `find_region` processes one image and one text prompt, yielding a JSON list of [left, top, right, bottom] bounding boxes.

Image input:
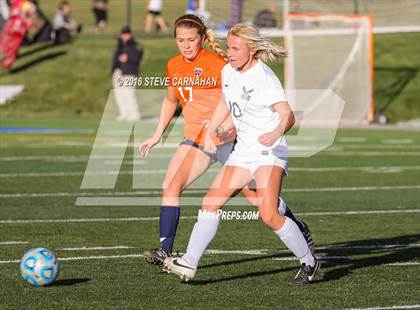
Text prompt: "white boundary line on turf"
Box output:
[[1, 210, 420, 224], [344, 304, 420, 310], [0, 254, 145, 264], [0, 241, 29, 245], [1, 166, 419, 178], [59, 246, 134, 251], [387, 262, 420, 266], [3, 244, 419, 252], [272, 256, 345, 261], [1, 185, 420, 198], [1, 248, 419, 265], [0, 154, 172, 162]]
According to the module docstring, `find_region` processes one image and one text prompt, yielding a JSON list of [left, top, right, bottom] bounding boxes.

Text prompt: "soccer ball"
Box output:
[[20, 248, 60, 286]]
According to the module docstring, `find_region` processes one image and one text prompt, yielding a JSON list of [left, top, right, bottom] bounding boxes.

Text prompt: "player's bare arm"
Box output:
[[139, 86, 179, 157], [258, 101, 295, 147], [203, 96, 231, 153]]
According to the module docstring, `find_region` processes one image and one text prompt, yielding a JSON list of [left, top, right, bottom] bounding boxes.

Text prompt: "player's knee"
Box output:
[[162, 181, 183, 197], [201, 193, 224, 212], [259, 208, 279, 228]]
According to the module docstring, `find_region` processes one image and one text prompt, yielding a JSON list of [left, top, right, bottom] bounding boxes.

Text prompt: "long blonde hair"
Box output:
[[228, 24, 287, 62], [174, 14, 227, 61]]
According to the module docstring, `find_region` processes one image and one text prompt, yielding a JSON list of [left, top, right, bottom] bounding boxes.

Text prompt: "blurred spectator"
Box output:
[[185, 0, 198, 14], [253, 1, 278, 28], [52, 1, 81, 44], [92, 0, 107, 32], [230, 0, 243, 26], [144, 0, 168, 33], [184, 0, 210, 24], [0, 0, 10, 31], [24, 0, 52, 44], [112, 26, 143, 121], [0, 0, 36, 70]]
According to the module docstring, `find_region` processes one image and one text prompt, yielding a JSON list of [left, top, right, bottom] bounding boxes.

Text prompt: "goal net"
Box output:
[[284, 13, 375, 124], [206, 0, 420, 34]]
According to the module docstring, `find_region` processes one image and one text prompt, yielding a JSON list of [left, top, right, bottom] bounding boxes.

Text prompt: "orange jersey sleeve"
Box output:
[[166, 49, 229, 145]]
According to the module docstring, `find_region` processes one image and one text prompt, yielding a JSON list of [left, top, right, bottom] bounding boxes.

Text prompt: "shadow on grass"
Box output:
[[199, 253, 286, 270], [188, 253, 299, 285], [374, 66, 418, 113], [48, 278, 91, 287], [16, 42, 60, 59], [9, 51, 67, 74], [317, 234, 420, 283], [187, 234, 420, 285], [189, 266, 296, 285]]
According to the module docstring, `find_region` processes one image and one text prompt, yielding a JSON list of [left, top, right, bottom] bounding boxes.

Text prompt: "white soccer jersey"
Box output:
[[222, 60, 288, 161]]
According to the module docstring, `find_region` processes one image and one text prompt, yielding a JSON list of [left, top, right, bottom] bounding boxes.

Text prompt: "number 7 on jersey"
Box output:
[[178, 87, 193, 103]]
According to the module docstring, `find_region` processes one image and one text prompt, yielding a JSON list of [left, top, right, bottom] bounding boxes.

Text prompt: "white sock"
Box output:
[[274, 217, 315, 267], [278, 197, 287, 215], [182, 213, 221, 268]]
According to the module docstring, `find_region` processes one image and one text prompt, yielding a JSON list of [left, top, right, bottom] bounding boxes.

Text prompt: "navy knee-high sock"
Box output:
[[159, 206, 180, 254], [284, 204, 306, 232]]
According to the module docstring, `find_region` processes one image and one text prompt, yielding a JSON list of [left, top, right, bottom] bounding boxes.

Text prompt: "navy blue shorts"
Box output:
[[179, 139, 235, 165]]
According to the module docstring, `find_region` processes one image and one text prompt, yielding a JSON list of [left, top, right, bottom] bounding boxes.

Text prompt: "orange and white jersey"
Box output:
[[166, 49, 228, 145]]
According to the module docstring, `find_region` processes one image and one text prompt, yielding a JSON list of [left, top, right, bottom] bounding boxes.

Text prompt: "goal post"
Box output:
[[284, 13, 375, 124]]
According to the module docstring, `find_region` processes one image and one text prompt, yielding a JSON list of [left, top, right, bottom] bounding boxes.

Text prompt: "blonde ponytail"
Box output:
[[205, 28, 228, 62], [229, 24, 287, 62]]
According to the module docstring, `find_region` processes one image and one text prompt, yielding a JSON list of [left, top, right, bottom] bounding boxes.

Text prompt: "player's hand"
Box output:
[[119, 53, 128, 63], [139, 135, 160, 158], [258, 131, 278, 147], [203, 134, 217, 154], [202, 119, 210, 129]]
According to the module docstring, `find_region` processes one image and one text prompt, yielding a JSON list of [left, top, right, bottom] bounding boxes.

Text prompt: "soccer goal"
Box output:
[[284, 13, 375, 124]]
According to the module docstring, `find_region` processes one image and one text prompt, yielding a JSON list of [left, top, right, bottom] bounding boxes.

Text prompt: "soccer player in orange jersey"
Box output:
[[139, 14, 313, 267]]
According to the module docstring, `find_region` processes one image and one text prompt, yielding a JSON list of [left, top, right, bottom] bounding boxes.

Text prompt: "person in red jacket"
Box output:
[[0, 0, 35, 70]]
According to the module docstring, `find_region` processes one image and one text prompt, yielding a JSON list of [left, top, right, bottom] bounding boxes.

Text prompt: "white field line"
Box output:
[[387, 262, 420, 266], [59, 246, 134, 251], [337, 137, 367, 143], [382, 139, 413, 144], [0, 254, 145, 264], [295, 209, 420, 216], [1, 185, 420, 199], [1, 210, 420, 225], [2, 144, 420, 155], [1, 142, 181, 148], [4, 244, 420, 252], [322, 152, 420, 156], [344, 305, 420, 310], [1, 166, 419, 178], [0, 241, 29, 245], [1, 145, 418, 162], [0, 170, 169, 178], [272, 256, 345, 261], [1, 249, 418, 265], [315, 244, 420, 250], [0, 154, 173, 162]]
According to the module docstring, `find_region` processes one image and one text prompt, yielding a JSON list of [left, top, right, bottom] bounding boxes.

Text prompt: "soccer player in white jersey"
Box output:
[[164, 24, 320, 285]]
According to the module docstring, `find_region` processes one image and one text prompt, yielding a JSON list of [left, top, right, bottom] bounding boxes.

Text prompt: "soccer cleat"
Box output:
[[299, 220, 315, 255], [143, 248, 171, 267], [290, 259, 321, 285], [163, 257, 197, 282]]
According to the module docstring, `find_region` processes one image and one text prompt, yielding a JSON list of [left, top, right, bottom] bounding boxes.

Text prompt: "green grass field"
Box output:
[[0, 117, 419, 309], [0, 1, 419, 308]]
